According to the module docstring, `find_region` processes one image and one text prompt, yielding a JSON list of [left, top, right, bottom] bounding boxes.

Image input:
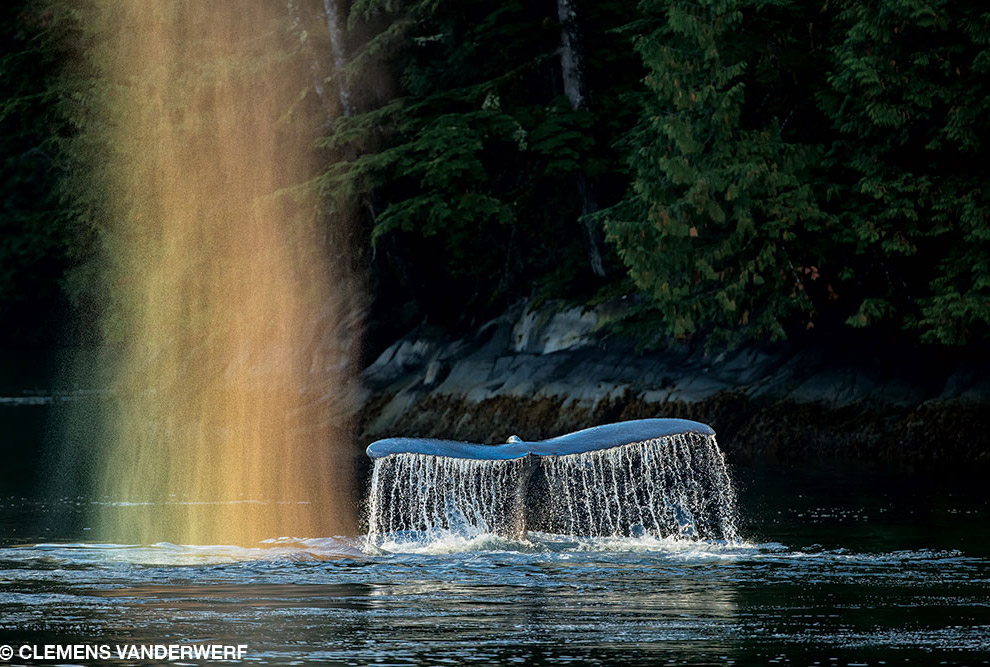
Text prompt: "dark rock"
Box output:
[[357, 301, 990, 463]]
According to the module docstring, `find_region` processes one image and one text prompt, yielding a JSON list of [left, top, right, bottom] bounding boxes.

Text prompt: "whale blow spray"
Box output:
[[73, 2, 360, 545]]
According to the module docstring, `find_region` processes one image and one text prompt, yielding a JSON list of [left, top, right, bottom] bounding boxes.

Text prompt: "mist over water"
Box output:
[[64, 2, 361, 545]]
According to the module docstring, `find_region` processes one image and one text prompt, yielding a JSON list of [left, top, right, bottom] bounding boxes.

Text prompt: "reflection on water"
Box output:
[[2, 480, 989, 667]]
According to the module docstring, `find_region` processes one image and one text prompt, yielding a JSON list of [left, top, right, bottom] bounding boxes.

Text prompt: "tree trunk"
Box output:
[[287, 0, 326, 102], [320, 1, 405, 284], [323, 0, 355, 117], [557, 0, 605, 277]]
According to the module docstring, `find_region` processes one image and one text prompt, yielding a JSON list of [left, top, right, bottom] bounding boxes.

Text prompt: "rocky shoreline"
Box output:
[[357, 302, 990, 464]]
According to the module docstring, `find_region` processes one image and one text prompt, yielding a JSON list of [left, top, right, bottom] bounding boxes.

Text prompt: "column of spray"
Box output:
[[80, 2, 362, 545]]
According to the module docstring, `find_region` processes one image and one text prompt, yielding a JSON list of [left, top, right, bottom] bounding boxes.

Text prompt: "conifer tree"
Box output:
[[320, 0, 639, 323], [606, 0, 831, 343], [821, 0, 990, 344], [608, 0, 990, 345], [0, 2, 76, 339]]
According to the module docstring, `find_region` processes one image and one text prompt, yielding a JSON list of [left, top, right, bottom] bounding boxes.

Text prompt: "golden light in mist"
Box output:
[[80, 2, 361, 544]]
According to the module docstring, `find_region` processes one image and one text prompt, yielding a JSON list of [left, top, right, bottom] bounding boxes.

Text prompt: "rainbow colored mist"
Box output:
[[75, 3, 360, 545]]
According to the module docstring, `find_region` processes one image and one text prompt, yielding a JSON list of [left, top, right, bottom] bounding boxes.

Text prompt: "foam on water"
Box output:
[[9, 538, 368, 565], [364, 530, 762, 558], [1, 536, 979, 568], [1, 534, 768, 566], [364, 531, 540, 556]]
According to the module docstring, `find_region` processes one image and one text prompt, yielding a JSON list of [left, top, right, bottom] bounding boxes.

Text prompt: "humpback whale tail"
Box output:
[[365, 419, 738, 543], [366, 418, 715, 460]]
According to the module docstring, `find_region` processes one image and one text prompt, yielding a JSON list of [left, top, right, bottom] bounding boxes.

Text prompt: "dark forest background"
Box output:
[[2, 0, 988, 359]]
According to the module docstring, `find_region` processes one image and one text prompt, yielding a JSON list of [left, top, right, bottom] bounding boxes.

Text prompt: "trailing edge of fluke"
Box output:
[[365, 418, 715, 460]]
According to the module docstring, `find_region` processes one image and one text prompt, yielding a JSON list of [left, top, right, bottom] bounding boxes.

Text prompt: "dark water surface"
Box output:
[[1, 367, 989, 665]]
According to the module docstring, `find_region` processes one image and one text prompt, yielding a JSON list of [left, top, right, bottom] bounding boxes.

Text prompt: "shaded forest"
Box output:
[[2, 0, 988, 354]]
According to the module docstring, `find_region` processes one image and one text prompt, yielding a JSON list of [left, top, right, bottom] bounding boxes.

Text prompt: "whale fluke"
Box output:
[[366, 418, 715, 460], [364, 418, 737, 542]]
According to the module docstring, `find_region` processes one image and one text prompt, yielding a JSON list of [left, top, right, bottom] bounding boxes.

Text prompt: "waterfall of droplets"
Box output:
[[367, 455, 529, 542], [540, 433, 738, 541], [366, 432, 738, 543]]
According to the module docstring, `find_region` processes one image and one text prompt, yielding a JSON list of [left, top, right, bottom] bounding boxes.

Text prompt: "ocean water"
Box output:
[[1, 359, 988, 666], [2, 463, 988, 666]]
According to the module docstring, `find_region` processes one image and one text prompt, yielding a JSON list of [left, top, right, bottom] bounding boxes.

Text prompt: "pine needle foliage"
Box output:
[[0, 2, 78, 339], [3, 0, 988, 347], [320, 0, 640, 321], [607, 0, 990, 346], [823, 0, 990, 345]]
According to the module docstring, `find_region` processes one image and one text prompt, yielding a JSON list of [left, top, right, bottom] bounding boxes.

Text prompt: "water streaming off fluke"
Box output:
[[537, 433, 738, 539], [365, 420, 739, 544], [367, 456, 532, 540]]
